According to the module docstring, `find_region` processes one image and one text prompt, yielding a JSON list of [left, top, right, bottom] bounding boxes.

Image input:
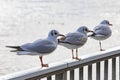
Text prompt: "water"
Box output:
[[0, 0, 120, 77]]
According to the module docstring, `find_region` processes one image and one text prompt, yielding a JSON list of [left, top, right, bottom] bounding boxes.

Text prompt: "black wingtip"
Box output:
[[6, 46, 24, 51], [58, 39, 65, 44], [6, 46, 20, 48], [88, 32, 96, 37], [58, 39, 60, 43], [10, 50, 18, 52]]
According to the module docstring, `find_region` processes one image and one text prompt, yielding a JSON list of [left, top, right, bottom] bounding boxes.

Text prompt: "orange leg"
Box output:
[[39, 56, 48, 67], [76, 49, 80, 60], [72, 49, 76, 59]]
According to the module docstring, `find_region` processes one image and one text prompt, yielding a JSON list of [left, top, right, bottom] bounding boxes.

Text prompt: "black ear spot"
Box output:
[[51, 32, 54, 36]]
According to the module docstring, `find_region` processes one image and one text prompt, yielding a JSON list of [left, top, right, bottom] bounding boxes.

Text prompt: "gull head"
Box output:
[[77, 26, 93, 34], [48, 30, 64, 39], [100, 20, 113, 26]]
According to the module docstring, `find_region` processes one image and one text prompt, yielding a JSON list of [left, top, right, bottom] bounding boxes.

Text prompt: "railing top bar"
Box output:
[[0, 62, 67, 80], [1, 46, 120, 80], [67, 46, 120, 68]]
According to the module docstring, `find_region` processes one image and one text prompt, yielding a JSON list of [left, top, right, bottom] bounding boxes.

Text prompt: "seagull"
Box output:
[[88, 20, 112, 51], [58, 26, 93, 60], [6, 30, 64, 67]]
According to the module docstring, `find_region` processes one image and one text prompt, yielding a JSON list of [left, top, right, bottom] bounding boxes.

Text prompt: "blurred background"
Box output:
[[0, 0, 120, 76]]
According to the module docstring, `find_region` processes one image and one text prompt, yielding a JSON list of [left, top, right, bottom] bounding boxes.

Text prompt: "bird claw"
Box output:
[[75, 57, 81, 60], [72, 57, 76, 59], [100, 49, 105, 51], [41, 64, 49, 67], [72, 57, 81, 60]]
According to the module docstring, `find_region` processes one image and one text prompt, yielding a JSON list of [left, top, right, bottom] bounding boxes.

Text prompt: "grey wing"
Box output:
[[94, 26, 104, 35], [78, 36, 87, 45], [63, 33, 87, 45], [21, 39, 56, 53], [94, 25, 111, 36], [94, 25, 101, 31]]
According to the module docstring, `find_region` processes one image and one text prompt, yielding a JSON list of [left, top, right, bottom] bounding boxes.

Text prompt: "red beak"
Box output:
[[109, 23, 113, 26], [58, 34, 65, 36]]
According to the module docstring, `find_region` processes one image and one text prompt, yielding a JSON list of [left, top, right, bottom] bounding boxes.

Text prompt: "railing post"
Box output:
[[112, 58, 116, 80], [55, 72, 67, 80], [104, 60, 108, 80], [88, 64, 92, 80], [119, 56, 120, 80], [79, 67, 83, 80], [63, 71, 67, 80], [96, 62, 100, 80], [70, 70, 74, 80], [55, 73, 63, 80], [47, 76, 52, 80]]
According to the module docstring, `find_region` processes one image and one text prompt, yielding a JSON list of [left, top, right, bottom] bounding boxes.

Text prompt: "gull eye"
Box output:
[[83, 28, 87, 31], [105, 21, 109, 24], [54, 32, 57, 35], [85, 28, 88, 31]]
